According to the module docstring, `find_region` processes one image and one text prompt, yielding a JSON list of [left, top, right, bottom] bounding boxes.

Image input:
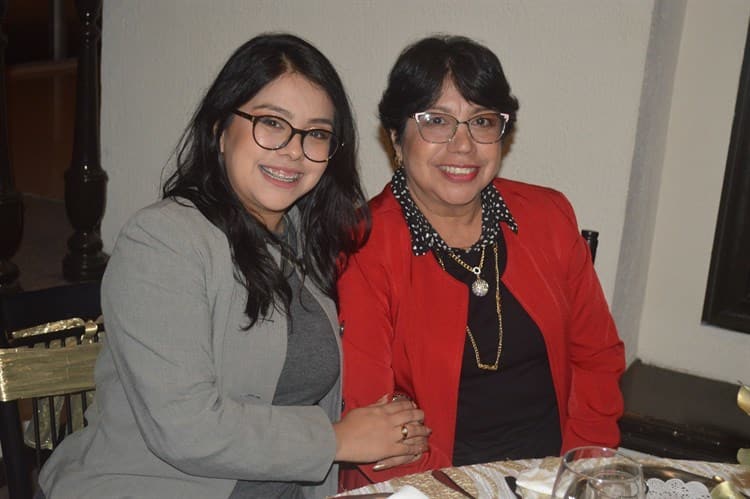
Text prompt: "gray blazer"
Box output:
[[38, 199, 342, 499]]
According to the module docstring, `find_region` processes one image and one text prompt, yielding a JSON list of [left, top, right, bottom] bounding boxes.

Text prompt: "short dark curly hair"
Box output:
[[379, 35, 519, 144]]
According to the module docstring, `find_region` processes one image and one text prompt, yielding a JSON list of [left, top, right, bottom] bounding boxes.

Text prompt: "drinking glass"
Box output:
[[551, 447, 645, 499], [390, 391, 412, 403]]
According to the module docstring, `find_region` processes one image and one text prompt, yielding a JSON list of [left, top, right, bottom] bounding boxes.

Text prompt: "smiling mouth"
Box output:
[[438, 165, 477, 175], [260, 165, 302, 183]]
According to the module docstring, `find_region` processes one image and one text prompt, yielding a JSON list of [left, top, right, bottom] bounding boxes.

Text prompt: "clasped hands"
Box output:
[[333, 393, 431, 471]]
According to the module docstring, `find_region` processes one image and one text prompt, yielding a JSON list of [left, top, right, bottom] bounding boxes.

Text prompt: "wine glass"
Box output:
[[551, 447, 645, 499]]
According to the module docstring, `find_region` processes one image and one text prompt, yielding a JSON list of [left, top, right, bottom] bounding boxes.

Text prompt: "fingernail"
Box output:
[[373, 463, 386, 471]]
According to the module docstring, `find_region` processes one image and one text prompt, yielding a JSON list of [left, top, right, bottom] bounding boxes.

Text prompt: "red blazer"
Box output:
[[338, 178, 625, 490]]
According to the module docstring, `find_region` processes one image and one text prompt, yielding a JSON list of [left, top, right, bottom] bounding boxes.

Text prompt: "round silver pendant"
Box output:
[[471, 278, 489, 297]]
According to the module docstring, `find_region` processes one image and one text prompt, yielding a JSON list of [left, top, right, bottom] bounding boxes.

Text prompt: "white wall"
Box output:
[[612, 0, 686, 367], [101, 0, 652, 303], [637, 0, 750, 383], [99, 1, 750, 382]]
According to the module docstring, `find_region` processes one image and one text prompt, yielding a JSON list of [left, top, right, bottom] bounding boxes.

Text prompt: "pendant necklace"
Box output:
[[436, 243, 503, 371], [447, 246, 489, 297]]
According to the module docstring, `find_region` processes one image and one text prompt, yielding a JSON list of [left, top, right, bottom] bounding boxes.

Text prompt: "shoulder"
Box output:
[[364, 184, 412, 249], [110, 198, 230, 274], [369, 184, 403, 218], [340, 184, 412, 277], [126, 198, 215, 232], [104, 199, 235, 314], [119, 198, 223, 247], [495, 178, 577, 228]]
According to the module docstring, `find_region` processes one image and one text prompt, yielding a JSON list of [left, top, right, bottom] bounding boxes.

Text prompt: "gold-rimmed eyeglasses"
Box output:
[[231, 110, 340, 163], [411, 111, 510, 144]]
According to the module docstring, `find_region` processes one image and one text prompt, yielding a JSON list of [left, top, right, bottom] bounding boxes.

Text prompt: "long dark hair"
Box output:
[[379, 35, 520, 143], [163, 33, 369, 327]]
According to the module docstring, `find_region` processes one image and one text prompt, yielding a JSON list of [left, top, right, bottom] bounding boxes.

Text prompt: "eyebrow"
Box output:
[[429, 105, 492, 116], [249, 103, 334, 128]]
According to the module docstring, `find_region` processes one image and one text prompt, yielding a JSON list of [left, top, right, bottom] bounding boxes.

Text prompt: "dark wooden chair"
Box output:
[[0, 281, 102, 499], [582, 229, 599, 263]]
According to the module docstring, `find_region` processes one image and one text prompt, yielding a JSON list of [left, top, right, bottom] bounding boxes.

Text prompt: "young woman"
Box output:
[[38, 33, 429, 499]]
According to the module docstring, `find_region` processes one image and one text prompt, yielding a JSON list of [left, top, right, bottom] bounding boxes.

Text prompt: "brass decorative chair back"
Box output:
[[0, 281, 102, 499]]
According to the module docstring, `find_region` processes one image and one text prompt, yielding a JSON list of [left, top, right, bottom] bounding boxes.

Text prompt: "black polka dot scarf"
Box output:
[[390, 167, 518, 256]]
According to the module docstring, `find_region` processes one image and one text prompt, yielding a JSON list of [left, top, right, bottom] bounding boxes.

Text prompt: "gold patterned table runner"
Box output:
[[334, 454, 749, 498]]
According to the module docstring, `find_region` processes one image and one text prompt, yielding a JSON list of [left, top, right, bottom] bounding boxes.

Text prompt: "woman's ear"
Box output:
[[390, 129, 402, 165], [214, 121, 225, 154]]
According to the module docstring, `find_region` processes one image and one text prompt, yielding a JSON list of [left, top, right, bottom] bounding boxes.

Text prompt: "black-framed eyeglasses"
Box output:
[[231, 110, 340, 163], [411, 111, 510, 144]]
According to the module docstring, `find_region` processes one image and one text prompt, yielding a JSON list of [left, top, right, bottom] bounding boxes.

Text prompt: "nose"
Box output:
[[279, 131, 304, 160], [447, 122, 474, 153]]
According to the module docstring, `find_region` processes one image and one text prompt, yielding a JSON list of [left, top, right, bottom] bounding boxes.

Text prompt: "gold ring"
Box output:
[[401, 424, 409, 440]]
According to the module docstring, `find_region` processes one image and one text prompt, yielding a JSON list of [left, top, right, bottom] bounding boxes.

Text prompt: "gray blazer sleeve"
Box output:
[[101, 203, 337, 481]]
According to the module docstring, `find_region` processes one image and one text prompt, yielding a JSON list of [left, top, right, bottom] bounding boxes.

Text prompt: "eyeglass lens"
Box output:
[[252, 115, 336, 162], [415, 112, 507, 144]]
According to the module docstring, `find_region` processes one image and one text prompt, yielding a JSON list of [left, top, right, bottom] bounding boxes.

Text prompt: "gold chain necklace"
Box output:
[[447, 246, 489, 297], [437, 244, 503, 371]]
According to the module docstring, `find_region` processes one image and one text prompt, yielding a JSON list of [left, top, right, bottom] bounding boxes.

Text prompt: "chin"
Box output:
[[438, 188, 484, 207]]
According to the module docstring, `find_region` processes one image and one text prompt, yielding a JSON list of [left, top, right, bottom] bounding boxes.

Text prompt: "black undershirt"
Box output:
[[436, 231, 562, 466]]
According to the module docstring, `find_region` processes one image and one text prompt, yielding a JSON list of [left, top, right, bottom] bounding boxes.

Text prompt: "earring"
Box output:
[[394, 153, 403, 168]]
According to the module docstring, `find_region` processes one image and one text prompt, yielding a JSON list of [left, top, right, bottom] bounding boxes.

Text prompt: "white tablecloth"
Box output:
[[334, 452, 750, 498]]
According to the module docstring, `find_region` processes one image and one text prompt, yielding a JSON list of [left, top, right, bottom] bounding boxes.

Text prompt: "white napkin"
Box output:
[[515, 466, 557, 498], [388, 485, 429, 498], [646, 477, 710, 499]]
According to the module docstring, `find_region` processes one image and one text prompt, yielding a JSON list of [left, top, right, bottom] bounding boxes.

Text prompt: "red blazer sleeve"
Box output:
[[549, 192, 625, 451], [338, 235, 453, 485]]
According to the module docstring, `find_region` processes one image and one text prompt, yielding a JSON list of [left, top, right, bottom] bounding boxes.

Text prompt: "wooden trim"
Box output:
[[703, 19, 750, 334], [6, 58, 77, 79]]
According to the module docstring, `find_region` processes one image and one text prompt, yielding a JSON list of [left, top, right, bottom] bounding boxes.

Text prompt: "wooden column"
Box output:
[[0, 3, 31, 496], [0, 0, 24, 294], [63, 0, 108, 281]]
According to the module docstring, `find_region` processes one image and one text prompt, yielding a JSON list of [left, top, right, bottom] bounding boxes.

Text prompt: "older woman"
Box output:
[[338, 35, 625, 489]]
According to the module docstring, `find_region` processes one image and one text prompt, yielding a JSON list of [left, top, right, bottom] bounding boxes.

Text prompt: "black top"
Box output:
[[437, 233, 561, 465]]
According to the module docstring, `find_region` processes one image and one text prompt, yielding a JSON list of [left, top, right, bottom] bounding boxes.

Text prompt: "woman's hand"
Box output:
[[372, 434, 424, 470], [333, 395, 431, 464]]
